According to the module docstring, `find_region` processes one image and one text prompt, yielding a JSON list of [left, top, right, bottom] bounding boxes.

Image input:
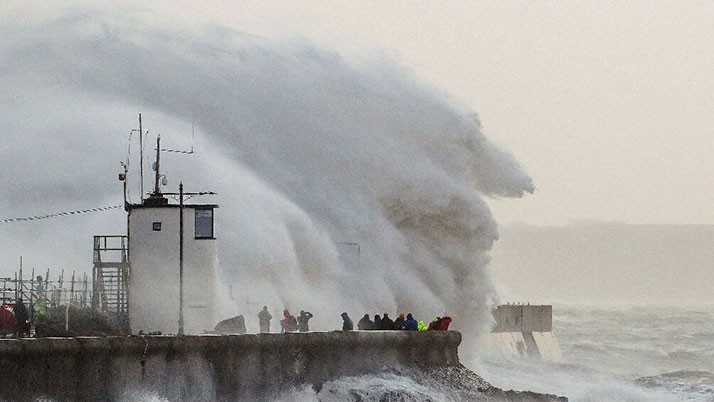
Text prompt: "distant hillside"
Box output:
[[488, 224, 714, 306]]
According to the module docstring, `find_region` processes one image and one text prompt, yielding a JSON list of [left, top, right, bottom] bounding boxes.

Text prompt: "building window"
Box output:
[[153, 222, 162, 231], [195, 208, 214, 239]]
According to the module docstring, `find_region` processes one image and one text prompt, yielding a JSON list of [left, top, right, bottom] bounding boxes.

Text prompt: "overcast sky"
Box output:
[[174, 1, 713, 226], [4, 1, 713, 227]]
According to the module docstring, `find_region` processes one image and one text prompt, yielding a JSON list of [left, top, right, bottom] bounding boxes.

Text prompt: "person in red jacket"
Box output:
[[280, 309, 298, 332], [438, 316, 452, 330]]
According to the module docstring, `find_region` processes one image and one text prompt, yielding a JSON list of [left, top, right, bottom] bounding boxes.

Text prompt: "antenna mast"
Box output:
[[153, 135, 161, 195], [139, 113, 144, 202]]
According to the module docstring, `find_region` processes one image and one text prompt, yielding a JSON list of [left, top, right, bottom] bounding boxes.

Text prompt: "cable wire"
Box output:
[[0, 205, 123, 224]]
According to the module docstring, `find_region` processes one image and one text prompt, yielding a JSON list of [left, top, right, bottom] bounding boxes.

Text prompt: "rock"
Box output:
[[214, 315, 246, 334]]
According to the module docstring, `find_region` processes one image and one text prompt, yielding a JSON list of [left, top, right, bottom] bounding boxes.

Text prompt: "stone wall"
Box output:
[[0, 330, 460, 401]]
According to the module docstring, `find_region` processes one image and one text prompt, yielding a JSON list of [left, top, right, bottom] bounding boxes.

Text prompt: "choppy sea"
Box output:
[[475, 304, 714, 402]]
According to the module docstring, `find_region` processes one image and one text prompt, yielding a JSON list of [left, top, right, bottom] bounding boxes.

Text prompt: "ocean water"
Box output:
[[475, 304, 714, 402]]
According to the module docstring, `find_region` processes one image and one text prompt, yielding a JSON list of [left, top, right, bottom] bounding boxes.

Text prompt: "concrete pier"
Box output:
[[0, 331, 460, 401], [487, 305, 562, 360]]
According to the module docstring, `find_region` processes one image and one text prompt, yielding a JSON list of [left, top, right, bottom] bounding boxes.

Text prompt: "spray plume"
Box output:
[[0, 6, 533, 353]]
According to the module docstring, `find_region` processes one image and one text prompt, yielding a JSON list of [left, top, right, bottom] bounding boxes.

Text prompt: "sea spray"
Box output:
[[0, 5, 533, 357]]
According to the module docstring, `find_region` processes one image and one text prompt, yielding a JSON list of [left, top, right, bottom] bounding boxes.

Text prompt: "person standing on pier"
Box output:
[[258, 306, 272, 333], [381, 313, 395, 330], [13, 298, 29, 338], [394, 313, 406, 330], [404, 313, 418, 331], [341, 312, 353, 331], [280, 309, 298, 333], [357, 314, 373, 330], [297, 310, 313, 332]]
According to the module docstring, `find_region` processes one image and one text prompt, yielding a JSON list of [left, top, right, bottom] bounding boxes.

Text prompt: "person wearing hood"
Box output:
[[438, 316, 453, 330], [381, 313, 395, 330], [357, 314, 373, 330], [404, 313, 418, 331], [418, 320, 428, 331], [428, 317, 442, 331], [341, 312, 353, 331], [393, 313, 406, 330], [372, 314, 382, 330]]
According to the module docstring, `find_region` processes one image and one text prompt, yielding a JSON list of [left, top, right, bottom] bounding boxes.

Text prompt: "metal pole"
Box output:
[[139, 113, 144, 202], [178, 182, 185, 335], [154, 136, 161, 195]]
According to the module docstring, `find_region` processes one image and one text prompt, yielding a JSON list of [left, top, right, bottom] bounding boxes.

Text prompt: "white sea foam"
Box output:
[[475, 305, 714, 402], [270, 373, 446, 402]]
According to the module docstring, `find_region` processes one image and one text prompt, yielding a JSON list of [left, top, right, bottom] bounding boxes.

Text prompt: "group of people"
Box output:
[[1, 277, 48, 338], [342, 312, 452, 332], [13, 299, 29, 337], [258, 306, 453, 333], [0, 298, 30, 338], [257, 306, 314, 333]]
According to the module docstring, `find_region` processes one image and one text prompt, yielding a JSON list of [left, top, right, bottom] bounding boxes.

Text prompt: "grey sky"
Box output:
[[170, 1, 713, 226], [4, 1, 711, 226]]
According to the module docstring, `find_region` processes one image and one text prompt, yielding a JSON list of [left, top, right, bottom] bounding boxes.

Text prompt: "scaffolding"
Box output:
[[0, 235, 131, 336], [0, 269, 90, 310], [91, 235, 129, 320]]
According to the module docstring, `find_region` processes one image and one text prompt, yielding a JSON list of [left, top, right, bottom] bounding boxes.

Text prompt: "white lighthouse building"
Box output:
[[127, 192, 218, 335]]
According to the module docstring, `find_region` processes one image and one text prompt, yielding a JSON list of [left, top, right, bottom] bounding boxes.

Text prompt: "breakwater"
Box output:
[[0, 331, 460, 401], [487, 305, 562, 360]]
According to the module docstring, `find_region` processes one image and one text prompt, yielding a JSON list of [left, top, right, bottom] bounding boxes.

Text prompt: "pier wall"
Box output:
[[0, 331, 460, 401]]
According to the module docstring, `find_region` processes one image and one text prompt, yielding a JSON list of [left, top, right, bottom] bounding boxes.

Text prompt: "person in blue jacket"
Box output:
[[404, 313, 418, 331]]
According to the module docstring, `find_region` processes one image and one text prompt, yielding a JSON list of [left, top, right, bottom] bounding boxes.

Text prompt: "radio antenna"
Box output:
[[139, 114, 144, 201]]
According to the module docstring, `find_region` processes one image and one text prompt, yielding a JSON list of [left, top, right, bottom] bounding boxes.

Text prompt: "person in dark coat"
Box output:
[[297, 310, 314, 332], [13, 298, 29, 338], [381, 313, 395, 330], [393, 313, 406, 330], [357, 314, 373, 330], [258, 306, 272, 333], [372, 314, 382, 330], [404, 313, 418, 331], [428, 317, 442, 331], [341, 312, 353, 331]]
